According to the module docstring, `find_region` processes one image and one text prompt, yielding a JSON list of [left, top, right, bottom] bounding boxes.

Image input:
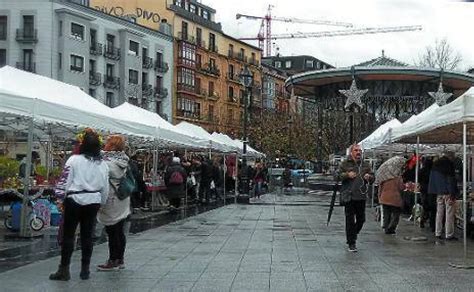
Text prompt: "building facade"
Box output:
[[0, 0, 174, 120], [261, 62, 290, 114], [262, 55, 335, 76], [88, 0, 263, 137]]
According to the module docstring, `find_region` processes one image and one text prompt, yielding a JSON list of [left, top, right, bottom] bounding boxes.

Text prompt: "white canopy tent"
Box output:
[[360, 118, 402, 150], [175, 122, 234, 153], [391, 87, 474, 267], [111, 103, 207, 149], [0, 66, 156, 139]]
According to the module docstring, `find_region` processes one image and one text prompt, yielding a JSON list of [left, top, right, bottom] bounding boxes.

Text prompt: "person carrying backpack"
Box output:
[[97, 135, 134, 271], [165, 157, 187, 210]]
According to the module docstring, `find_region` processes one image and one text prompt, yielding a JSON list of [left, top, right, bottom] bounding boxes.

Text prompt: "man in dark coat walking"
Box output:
[[338, 144, 373, 252], [165, 157, 187, 210]]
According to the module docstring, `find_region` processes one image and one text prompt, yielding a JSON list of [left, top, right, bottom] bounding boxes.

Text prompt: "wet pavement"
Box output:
[[0, 189, 473, 291], [0, 197, 235, 273]]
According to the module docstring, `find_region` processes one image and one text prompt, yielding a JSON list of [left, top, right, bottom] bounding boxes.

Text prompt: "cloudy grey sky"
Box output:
[[203, 0, 473, 70]]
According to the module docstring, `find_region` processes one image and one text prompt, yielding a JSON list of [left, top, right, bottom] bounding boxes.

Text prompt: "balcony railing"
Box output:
[[103, 76, 120, 90], [197, 63, 220, 77], [249, 58, 259, 66], [142, 84, 153, 97], [177, 31, 195, 44], [155, 61, 169, 73], [196, 39, 206, 49], [89, 72, 102, 86], [195, 87, 207, 97], [16, 62, 36, 73], [226, 72, 241, 84], [177, 83, 195, 95], [16, 29, 38, 43], [90, 43, 103, 56], [104, 46, 121, 60], [237, 52, 247, 63], [228, 50, 235, 58], [208, 91, 220, 100], [142, 56, 154, 69], [208, 44, 218, 54], [176, 110, 201, 120], [154, 87, 168, 99]]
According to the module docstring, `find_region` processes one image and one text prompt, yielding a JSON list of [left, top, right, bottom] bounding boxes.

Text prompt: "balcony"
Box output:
[[104, 46, 121, 60], [196, 39, 206, 50], [142, 56, 154, 69], [226, 72, 241, 84], [249, 57, 259, 66], [208, 91, 220, 100], [154, 87, 168, 99], [177, 83, 196, 96], [89, 72, 102, 86], [16, 29, 38, 43], [16, 62, 36, 73], [142, 84, 153, 97], [228, 50, 235, 58], [176, 110, 201, 120], [155, 61, 169, 73], [237, 52, 247, 63], [197, 63, 220, 77], [90, 43, 103, 56], [195, 87, 208, 97], [208, 44, 218, 54], [228, 95, 238, 103], [177, 31, 195, 44], [103, 76, 120, 90]]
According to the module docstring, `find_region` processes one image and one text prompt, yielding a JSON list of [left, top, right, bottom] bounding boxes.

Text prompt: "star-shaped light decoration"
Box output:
[[339, 79, 368, 109], [429, 82, 452, 106]]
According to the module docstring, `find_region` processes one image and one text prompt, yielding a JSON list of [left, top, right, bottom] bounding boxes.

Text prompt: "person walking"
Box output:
[[50, 128, 109, 281], [339, 144, 373, 252], [97, 135, 132, 271], [375, 156, 406, 235], [164, 156, 187, 210], [253, 161, 266, 198], [428, 152, 458, 240]]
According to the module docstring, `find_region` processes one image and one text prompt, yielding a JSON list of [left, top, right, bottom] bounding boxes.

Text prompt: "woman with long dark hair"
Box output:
[[50, 128, 109, 281]]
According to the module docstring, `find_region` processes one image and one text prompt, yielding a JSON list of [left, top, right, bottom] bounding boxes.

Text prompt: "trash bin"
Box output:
[[11, 201, 22, 231]]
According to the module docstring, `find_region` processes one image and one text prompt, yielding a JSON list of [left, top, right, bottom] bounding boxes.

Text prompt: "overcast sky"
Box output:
[[202, 0, 473, 71]]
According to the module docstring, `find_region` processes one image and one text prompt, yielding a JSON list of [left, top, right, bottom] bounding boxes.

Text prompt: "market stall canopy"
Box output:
[[111, 103, 206, 149], [395, 87, 474, 144], [359, 118, 401, 150], [390, 103, 440, 142], [210, 133, 241, 153], [0, 66, 155, 139], [175, 122, 234, 152]]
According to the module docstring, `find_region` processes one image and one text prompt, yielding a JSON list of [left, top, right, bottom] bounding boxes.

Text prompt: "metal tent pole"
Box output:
[[414, 136, 420, 226], [235, 155, 239, 204], [223, 154, 226, 206], [20, 118, 34, 237]]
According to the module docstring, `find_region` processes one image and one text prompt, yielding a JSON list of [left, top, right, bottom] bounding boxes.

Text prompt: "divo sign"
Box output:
[[94, 6, 162, 23]]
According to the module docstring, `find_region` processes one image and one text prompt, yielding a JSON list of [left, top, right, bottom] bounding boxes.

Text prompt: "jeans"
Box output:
[[345, 200, 366, 245], [60, 198, 100, 266], [382, 204, 401, 233], [105, 219, 127, 261], [254, 181, 263, 197], [435, 195, 456, 238]]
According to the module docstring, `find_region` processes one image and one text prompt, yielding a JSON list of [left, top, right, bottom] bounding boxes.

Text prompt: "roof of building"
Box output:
[[221, 33, 262, 52], [354, 51, 408, 67]]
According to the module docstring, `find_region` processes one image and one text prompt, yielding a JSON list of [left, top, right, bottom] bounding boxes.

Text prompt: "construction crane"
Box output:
[[236, 5, 353, 57], [237, 5, 422, 57]]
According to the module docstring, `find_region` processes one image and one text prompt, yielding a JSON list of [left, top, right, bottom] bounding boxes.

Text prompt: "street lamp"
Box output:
[[238, 65, 253, 203]]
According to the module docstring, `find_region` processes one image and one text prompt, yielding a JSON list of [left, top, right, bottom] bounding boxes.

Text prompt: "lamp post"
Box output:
[[238, 65, 253, 203]]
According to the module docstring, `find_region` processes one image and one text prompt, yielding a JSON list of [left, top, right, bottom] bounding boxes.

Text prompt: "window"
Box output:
[[228, 44, 234, 56], [209, 58, 216, 69], [190, 4, 196, 14], [129, 69, 139, 84], [240, 48, 245, 58], [0, 49, 6, 67], [251, 52, 256, 62], [208, 81, 214, 96], [228, 64, 234, 76], [196, 54, 201, 68], [106, 92, 114, 107], [70, 54, 84, 72], [285, 60, 292, 68], [181, 21, 188, 40], [306, 59, 314, 68], [142, 47, 148, 58], [177, 97, 200, 119], [202, 10, 209, 20], [322, 64, 327, 69], [228, 86, 234, 99], [58, 53, 62, 69], [89, 59, 96, 73], [106, 63, 114, 78], [89, 88, 96, 97], [23, 49, 33, 66], [208, 104, 214, 119], [106, 34, 115, 48], [196, 27, 202, 45], [178, 42, 195, 67], [90, 29, 96, 45], [71, 22, 85, 40], [142, 72, 148, 85], [177, 67, 195, 87], [316, 61, 320, 69], [156, 75, 163, 89], [58, 20, 62, 37], [0, 16, 7, 40], [209, 33, 216, 52], [23, 15, 34, 34], [129, 40, 139, 56], [274, 61, 281, 68]]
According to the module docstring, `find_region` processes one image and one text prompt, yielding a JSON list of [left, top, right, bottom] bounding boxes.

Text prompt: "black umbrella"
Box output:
[[327, 179, 339, 226]]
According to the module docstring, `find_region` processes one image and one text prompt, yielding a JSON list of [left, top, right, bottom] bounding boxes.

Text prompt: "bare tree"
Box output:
[[416, 38, 463, 70]]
